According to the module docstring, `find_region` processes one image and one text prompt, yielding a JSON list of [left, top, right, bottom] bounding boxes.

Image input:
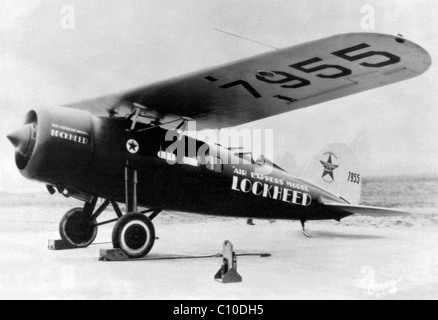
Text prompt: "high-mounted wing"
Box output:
[[66, 33, 431, 130]]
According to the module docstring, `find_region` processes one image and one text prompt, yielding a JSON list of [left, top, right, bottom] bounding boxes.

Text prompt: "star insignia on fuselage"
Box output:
[[127, 139, 139, 154], [320, 153, 339, 182]]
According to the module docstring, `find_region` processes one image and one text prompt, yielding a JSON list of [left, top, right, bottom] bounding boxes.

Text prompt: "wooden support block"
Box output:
[[99, 248, 130, 261], [48, 239, 75, 251]]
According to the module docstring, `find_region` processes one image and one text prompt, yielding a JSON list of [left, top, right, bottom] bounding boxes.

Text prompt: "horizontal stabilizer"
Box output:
[[325, 203, 410, 217]]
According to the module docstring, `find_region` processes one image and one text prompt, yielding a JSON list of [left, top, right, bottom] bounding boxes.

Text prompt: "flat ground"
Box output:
[[0, 192, 437, 300]]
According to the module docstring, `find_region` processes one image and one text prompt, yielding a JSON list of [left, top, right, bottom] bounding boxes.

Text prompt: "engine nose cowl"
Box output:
[[7, 123, 37, 158]]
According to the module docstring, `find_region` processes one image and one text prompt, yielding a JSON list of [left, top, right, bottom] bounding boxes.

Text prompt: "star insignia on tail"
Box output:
[[320, 153, 339, 182]]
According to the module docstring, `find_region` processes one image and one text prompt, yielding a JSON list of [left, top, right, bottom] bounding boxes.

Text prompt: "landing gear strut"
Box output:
[[58, 162, 161, 257], [111, 162, 158, 258]]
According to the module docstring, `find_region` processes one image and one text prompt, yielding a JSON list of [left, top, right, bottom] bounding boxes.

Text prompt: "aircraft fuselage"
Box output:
[[10, 107, 349, 222]]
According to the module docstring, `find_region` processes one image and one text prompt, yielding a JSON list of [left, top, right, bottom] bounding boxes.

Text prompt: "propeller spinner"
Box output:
[[7, 123, 37, 158]]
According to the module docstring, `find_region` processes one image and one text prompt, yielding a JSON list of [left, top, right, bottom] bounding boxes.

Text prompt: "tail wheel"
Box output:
[[112, 214, 155, 259], [60, 208, 98, 248]]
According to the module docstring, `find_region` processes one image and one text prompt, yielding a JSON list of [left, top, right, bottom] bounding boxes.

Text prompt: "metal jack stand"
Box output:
[[214, 241, 243, 284]]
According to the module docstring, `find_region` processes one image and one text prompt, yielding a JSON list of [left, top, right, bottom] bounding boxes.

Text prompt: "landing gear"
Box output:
[[57, 163, 161, 257], [112, 214, 155, 259], [301, 219, 313, 238], [109, 163, 161, 258], [59, 207, 98, 248]]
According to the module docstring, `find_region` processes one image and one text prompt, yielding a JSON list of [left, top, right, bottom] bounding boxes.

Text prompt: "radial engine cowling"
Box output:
[[7, 107, 94, 187]]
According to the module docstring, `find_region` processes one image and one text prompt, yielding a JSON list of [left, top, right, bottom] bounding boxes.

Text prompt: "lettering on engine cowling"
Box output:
[[51, 123, 89, 145]]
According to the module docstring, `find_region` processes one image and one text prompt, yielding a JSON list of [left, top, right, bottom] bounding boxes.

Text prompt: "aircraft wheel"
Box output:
[[112, 213, 155, 259], [60, 208, 98, 248]]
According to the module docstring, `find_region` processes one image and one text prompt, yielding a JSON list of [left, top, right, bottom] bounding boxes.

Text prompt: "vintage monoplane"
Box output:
[[7, 33, 431, 258]]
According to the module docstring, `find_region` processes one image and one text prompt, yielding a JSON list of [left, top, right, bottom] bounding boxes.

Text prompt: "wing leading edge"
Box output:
[[66, 33, 431, 130]]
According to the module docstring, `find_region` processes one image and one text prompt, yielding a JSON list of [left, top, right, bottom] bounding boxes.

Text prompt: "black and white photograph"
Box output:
[[0, 0, 437, 302]]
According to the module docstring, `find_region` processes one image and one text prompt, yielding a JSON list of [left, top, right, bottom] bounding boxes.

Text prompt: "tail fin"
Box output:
[[301, 143, 362, 205]]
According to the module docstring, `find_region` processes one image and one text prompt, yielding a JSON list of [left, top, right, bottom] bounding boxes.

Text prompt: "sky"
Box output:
[[0, 0, 437, 192]]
